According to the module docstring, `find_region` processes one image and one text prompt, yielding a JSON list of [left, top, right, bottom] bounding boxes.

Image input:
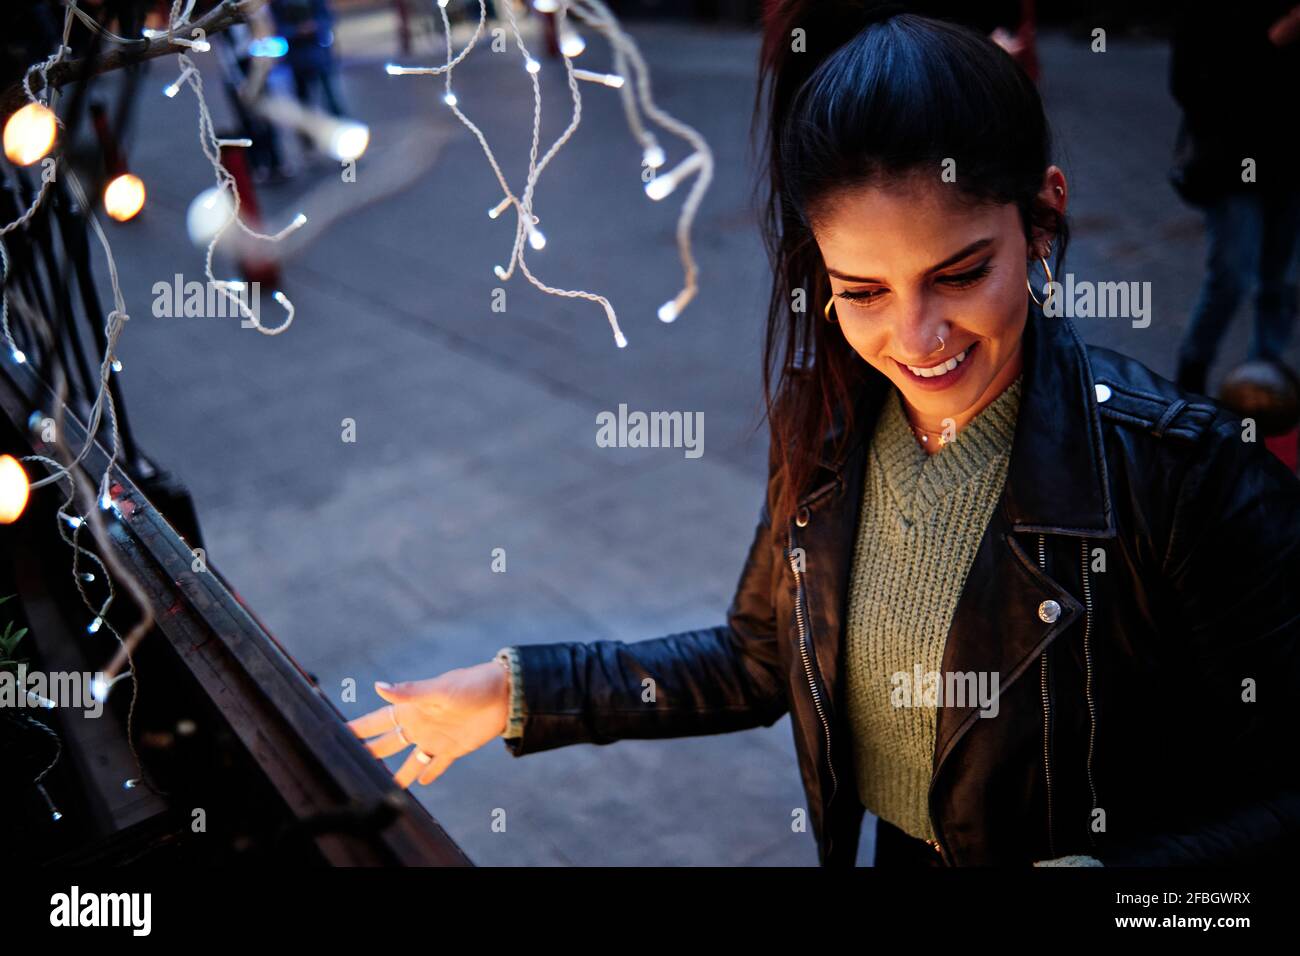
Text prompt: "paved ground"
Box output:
[[83, 11, 1298, 866]]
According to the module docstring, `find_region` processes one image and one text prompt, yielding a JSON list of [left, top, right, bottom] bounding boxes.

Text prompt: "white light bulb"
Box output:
[[110, 357, 123, 372], [60, 513, 82, 529], [91, 677, 108, 700], [493, 265, 507, 279], [645, 176, 672, 201], [329, 122, 369, 162], [658, 300, 679, 322], [444, 92, 458, 107], [528, 226, 546, 250], [292, 212, 308, 228], [643, 144, 665, 169], [525, 58, 541, 74], [614, 330, 628, 349], [88, 616, 103, 634], [533, 0, 561, 12], [11, 349, 26, 364], [488, 197, 512, 219], [559, 26, 586, 57]]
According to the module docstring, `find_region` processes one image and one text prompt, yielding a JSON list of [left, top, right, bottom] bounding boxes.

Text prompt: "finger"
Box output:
[[365, 729, 411, 760], [417, 752, 455, 786], [393, 749, 426, 790], [374, 679, 436, 706], [347, 705, 402, 739]]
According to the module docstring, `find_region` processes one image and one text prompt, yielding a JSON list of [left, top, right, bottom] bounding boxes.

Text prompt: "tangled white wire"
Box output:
[[386, 0, 713, 348]]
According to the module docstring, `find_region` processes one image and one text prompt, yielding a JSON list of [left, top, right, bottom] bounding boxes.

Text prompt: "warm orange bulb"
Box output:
[[104, 173, 146, 222], [3, 102, 58, 167], [0, 454, 30, 524]]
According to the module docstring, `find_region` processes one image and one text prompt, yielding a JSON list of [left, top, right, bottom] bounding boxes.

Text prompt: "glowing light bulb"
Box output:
[[493, 265, 507, 279], [110, 357, 123, 372], [658, 300, 679, 322], [103, 173, 146, 222], [329, 122, 369, 162], [0, 455, 30, 523], [614, 330, 628, 349], [99, 487, 112, 510], [525, 58, 541, 74], [60, 513, 83, 529], [644, 151, 705, 201], [3, 102, 57, 166], [444, 92, 458, 107], [528, 226, 546, 250], [643, 144, 665, 169], [186, 186, 234, 248], [88, 616, 103, 634], [11, 349, 27, 364], [123, 778, 140, 790], [533, 0, 560, 12], [559, 26, 586, 58], [488, 197, 512, 219]]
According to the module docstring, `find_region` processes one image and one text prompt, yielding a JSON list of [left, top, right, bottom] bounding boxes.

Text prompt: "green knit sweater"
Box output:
[[845, 374, 1023, 842]]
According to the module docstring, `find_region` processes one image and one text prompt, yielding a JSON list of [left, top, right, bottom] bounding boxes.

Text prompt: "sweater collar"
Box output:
[[800, 305, 1116, 540]]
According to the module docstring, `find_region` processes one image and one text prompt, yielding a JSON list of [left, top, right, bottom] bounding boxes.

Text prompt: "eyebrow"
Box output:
[[826, 237, 996, 284]]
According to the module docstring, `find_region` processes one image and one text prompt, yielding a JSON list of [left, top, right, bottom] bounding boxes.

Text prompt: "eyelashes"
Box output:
[[835, 261, 995, 304]]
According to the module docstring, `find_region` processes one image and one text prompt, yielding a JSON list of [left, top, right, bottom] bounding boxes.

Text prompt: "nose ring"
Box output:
[[931, 333, 945, 355]]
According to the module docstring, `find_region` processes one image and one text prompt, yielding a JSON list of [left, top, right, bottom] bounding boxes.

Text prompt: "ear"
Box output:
[[1029, 165, 1067, 259]]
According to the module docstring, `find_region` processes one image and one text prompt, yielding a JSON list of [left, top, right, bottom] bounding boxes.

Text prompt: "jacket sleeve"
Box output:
[[1099, 415, 1300, 865], [502, 454, 790, 756]]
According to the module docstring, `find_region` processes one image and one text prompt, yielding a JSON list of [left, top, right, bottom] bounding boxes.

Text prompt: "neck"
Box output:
[[902, 340, 1023, 453]]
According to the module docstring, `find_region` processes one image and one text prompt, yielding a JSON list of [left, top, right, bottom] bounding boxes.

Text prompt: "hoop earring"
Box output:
[[1026, 250, 1055, 309], [823, 286, 837, 323]]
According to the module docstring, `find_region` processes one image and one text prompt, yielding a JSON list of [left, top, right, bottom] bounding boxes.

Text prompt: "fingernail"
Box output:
[[375, 681, 392, 689]]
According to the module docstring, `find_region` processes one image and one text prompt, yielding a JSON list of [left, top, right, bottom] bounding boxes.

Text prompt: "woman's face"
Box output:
[[812, 170, 1062, 431]]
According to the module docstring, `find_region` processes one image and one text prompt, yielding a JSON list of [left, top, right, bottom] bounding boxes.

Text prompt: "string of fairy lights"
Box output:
[[386, 0, 713, 347], [0, 0, 714, 819]]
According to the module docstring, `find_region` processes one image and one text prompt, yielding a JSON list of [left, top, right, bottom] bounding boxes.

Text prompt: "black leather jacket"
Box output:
[[504, 306, 1300, 866]]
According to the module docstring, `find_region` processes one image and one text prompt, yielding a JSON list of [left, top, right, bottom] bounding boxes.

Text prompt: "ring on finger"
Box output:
[[388, 705, 411, 747], [415, 750, 433, 765]]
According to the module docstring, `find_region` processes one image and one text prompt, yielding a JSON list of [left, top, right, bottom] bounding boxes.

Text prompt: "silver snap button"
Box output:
[[1037, 599, 1061, 623], [1095, 383, 1112, 403], [795, 506, 810, 528]]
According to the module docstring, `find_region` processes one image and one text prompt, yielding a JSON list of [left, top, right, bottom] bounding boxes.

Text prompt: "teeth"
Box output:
[[907, 347, 969, 378]]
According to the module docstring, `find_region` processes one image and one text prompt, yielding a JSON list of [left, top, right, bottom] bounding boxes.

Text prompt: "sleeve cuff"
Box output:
[[495, 646, 526, 739]]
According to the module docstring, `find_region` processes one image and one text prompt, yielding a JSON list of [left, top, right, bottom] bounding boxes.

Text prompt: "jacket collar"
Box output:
[[800, 305, 1117, 540]]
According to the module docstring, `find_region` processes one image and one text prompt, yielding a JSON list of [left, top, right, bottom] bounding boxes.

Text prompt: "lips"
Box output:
[[904, 345, 972, 378], [894, 341, 979, 390]]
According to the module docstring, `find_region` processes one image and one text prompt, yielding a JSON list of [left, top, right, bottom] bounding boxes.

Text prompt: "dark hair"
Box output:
[[751, 1, 1068, 526]]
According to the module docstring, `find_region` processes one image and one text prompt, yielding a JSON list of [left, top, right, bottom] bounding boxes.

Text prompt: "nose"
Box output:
[[895, 297, 948, 363]]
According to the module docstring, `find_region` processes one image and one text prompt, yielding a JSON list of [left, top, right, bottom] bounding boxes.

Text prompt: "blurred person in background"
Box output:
[[271, 0, 348, 118], [1169, 1, 1300, 394]]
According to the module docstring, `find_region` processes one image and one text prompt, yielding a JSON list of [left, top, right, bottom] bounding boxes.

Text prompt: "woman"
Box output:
[[349, 3, 1300, 866]]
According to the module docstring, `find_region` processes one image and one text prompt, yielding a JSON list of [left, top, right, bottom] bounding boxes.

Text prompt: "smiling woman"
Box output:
[[350, 1, 1300, 869]]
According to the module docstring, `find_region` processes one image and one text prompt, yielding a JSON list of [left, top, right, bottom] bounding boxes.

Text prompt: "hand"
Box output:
[[347, 661, 511, 789]]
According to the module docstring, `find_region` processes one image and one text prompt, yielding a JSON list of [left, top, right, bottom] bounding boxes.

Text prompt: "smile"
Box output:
[[904, 345, 973, 378]]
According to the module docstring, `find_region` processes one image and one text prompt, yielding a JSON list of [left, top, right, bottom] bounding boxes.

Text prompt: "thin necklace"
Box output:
[[908, 419, 953, 447]]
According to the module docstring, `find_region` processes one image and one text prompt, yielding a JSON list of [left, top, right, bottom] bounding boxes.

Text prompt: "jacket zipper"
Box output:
[[1037, 533, 1056, 860], [787, 523, 838, 815], [1081, 537, 1098, 848]]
